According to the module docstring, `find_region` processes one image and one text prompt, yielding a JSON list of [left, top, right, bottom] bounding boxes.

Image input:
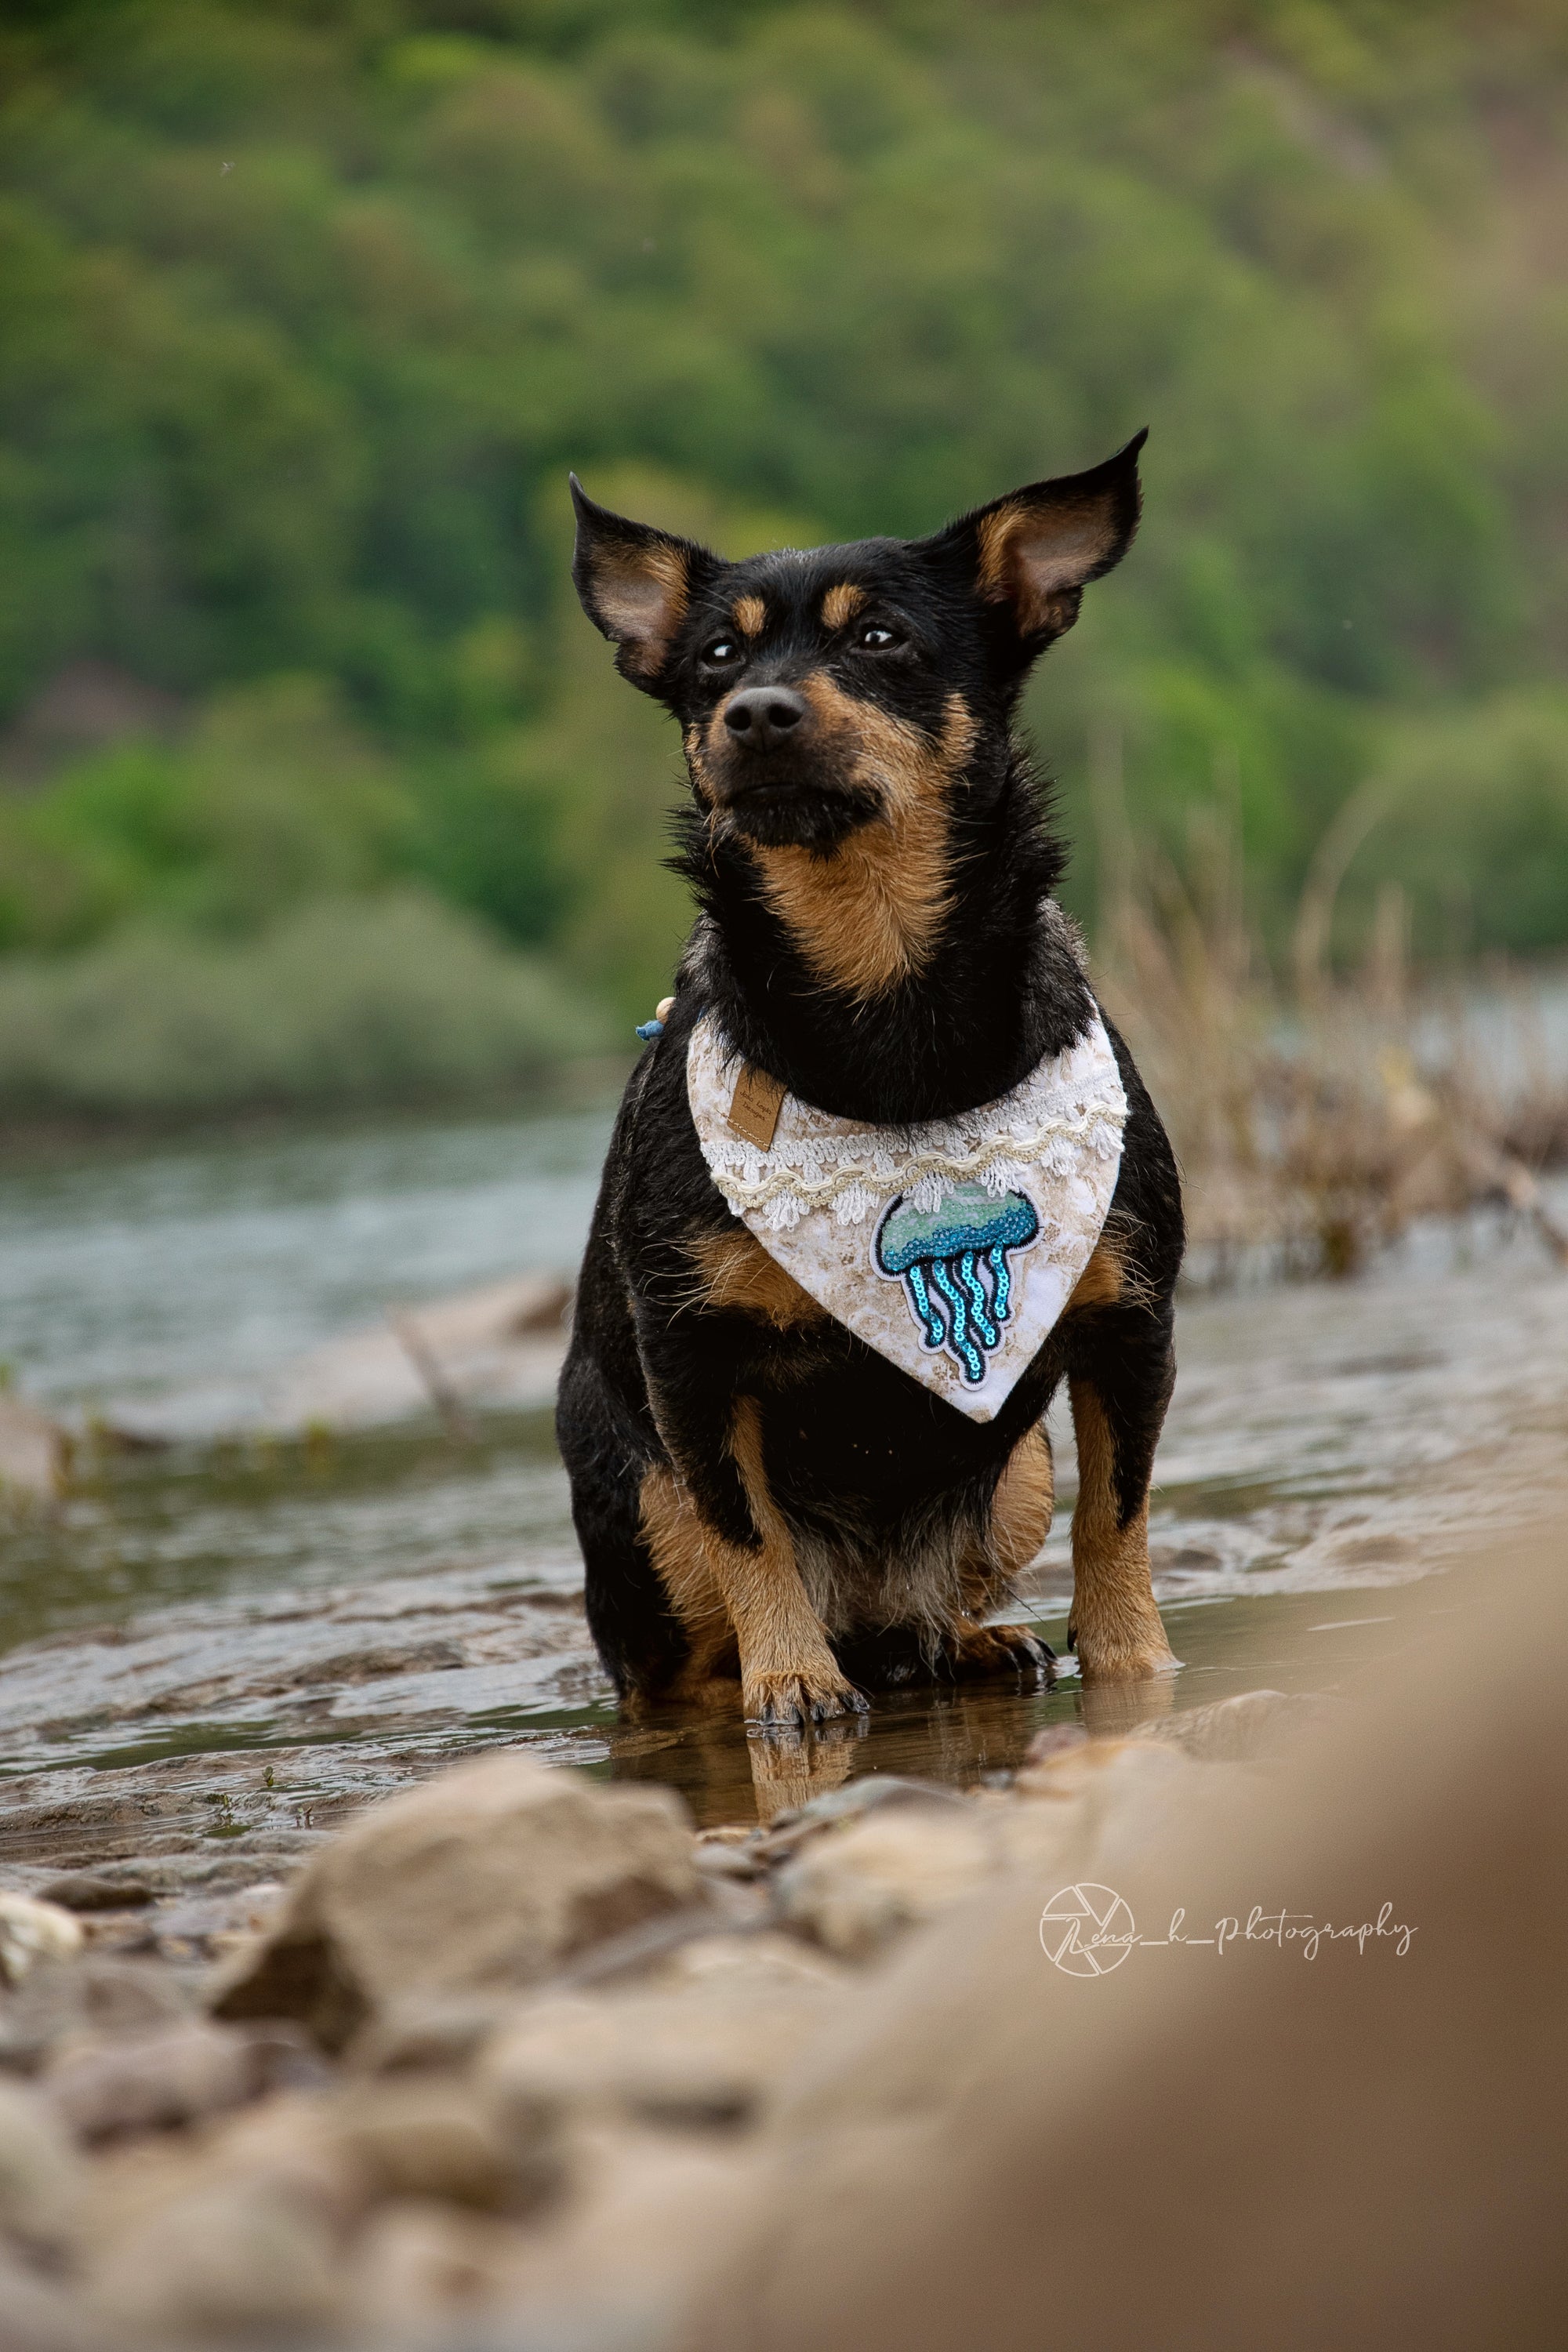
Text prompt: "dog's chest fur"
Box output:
[[611, 984, 1088, 1583]]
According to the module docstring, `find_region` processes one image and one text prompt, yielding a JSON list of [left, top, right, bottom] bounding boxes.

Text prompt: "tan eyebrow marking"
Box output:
[[821, 583, 866, 630], [732, 595, 767, 637]]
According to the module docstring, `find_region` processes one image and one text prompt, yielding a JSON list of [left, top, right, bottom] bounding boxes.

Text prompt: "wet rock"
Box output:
[[652, 1930, 847, 1997], [556, 1883, 766, 1988], [692, 1838, 760, 1883], [343, 2198, 537, 2339], [477, 2123, 763, 2350], [0, 1957, 194, 2074], [213, 1751, 699, 2050], [0, 2253, 98, 2352], [485, 1965, 838, 2136], [43, 2020, 319, 2143], [0, 1896, 83, 1985], [0, 1396, 65, 1509], [1019, 1725, 1089, 1769], [1000, 1738, 1239, 1889], [1013, 1729, 1196, 1802], [757, 1776, 971, 1867], [85, 2165, 348, 2344], [349, 1993, 516, 2078], [774, 1810, 998, 1961], [0, 2078, 83, 2258], [1127, 1689, 1342, 1762], [261, 1272, 573, 1436], [326, 2074, 557, 2214], [82, 2089, 363, 2341], [35, 1877, 154, 1915]]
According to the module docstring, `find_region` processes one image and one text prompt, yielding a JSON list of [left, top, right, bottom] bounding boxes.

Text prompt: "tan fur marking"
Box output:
[[732, 595, 767, 637], [685, 1229, 827, 1330], [1068, 1380, 1176, 1682], [991, 1424, 1054, 1577], [640, 1406, 858, 1724], [592, 542, 689, 675], [1067, 1232, 1128, 1313], [975, 495, 1115, 638], [820, 583, 866, 630], [638, 1466, 736, 1700], [747, 690, 977, 1003], [724, 1398, 859, 1722], [683, 723, 716, 806]]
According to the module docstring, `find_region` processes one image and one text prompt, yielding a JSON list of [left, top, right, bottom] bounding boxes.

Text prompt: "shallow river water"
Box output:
[[1, 1100, 1565, 1860]]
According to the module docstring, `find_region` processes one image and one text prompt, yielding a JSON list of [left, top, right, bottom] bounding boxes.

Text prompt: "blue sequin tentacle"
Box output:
[[904, 1260, 946, 1353], [929, 1258, 984, 1384], [956, 1249, 999, 1348], [986, 1242, 1014, 1323]]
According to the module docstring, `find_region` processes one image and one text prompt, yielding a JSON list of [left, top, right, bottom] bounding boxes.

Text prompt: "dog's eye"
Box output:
[[702, 637, 742, 667], [854, 622, 902, 652]]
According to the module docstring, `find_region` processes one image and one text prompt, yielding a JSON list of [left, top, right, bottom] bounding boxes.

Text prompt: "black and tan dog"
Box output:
[[557, 433, 1181, 1729]]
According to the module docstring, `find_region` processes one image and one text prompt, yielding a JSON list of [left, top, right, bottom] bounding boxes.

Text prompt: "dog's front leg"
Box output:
[[644, 1389, 866, 1730], [710, 1394, 867, 1728], [1066, 1318, 1180, 1682]]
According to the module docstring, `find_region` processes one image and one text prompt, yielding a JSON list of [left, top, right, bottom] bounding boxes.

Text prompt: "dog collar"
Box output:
[[686, 1011, 1127, 1423]]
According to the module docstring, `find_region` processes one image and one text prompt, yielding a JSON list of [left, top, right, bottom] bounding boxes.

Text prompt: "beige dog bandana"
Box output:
[[686, 1011, 1127, 1424]]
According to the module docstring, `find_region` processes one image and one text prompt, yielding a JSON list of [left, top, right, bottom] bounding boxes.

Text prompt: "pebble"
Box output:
[[0, 1896, 83, 1986]]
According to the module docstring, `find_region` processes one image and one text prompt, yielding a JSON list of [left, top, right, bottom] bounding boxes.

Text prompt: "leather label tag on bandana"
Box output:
[[727, 1064, 786, 1151], [688, 1011, 1128, 1424]]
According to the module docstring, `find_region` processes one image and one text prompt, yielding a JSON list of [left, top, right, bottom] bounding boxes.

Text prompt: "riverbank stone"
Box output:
[[212, 1751, 700, 2050]]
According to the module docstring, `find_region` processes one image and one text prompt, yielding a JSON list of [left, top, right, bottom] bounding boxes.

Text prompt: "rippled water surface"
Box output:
[[2, 1102, 1565, 1844]]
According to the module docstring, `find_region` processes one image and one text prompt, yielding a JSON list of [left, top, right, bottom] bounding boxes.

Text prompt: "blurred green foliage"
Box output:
[[0, 891, 612, 1116], [0, 0, 1565, 1069]]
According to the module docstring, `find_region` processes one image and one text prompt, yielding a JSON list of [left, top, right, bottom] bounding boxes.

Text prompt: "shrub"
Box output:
[[0, 891, 615, 1119]]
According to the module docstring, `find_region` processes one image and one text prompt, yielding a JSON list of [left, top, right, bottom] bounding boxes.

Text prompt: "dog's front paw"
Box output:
[[744, 1668, 869, 1730], [1069, 1616, 1179, 1682], [949, 1621, 1055, 1684]]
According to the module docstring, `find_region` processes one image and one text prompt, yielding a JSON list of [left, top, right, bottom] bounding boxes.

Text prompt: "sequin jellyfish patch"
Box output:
[[874, 1182, 1041, 1386]]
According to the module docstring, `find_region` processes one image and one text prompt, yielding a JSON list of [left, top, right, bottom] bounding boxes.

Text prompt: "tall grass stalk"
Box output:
[[1089, 732, 1568, 1283]]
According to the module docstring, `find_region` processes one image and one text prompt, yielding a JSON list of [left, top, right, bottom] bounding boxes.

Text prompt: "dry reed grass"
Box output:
[[1087, 733, 1568, 1283]]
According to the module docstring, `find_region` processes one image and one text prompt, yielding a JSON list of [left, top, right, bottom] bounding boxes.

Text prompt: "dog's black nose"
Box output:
[[723, 686, 809, 751]]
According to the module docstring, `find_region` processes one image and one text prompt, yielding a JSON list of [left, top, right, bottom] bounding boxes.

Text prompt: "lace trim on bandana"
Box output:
[[690, 1014, 1127, 1233]]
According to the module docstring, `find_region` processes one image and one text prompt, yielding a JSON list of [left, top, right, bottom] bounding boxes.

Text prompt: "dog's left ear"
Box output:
[[926, 430, 1146, 646], [569, 475, 718, 691]]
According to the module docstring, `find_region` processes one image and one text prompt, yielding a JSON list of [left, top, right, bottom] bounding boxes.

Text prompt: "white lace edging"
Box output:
[[690, 1015, 1127, 1232]]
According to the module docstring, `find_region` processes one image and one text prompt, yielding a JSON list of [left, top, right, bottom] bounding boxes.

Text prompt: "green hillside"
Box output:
[[1, 0, 1565, 1100]]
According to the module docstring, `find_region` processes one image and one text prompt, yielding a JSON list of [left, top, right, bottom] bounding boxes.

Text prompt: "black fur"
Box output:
[[557, 434, 1184, 1717]]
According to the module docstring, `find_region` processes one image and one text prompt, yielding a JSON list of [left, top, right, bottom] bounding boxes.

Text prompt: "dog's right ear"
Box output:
[[920, 431, 1146, 652], [569, 476, 717, 691]]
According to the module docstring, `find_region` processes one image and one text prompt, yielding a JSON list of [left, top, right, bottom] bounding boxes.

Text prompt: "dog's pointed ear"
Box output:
[[569, 475, 717, 690], [924, 430, 1146, 646]]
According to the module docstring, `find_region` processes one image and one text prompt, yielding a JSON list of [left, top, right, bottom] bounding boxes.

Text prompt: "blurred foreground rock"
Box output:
[[0, 1544, 1561, 2349], [0, 1895, 82, 1986], [685, 1529, 1568, 2352], [213, 1751, 699, 2049]]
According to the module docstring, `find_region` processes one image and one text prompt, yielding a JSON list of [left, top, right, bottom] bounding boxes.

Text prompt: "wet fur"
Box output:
[[558, 435, 1183, 1723]]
